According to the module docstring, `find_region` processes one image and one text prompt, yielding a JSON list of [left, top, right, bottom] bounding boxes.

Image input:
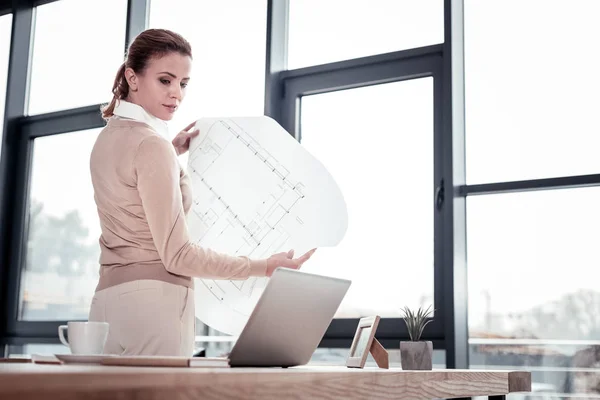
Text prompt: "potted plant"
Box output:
[[400, 305, 434, 370]]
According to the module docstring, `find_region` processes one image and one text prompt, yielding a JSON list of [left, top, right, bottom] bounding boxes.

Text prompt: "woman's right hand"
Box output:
[[266, 248, 317, 277]]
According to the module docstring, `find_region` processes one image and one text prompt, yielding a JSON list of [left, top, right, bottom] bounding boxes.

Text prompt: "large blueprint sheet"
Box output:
[[187, 116, 347, 335]]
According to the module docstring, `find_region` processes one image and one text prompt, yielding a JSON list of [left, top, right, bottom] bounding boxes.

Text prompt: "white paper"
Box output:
[[187, 116, 347, 335]]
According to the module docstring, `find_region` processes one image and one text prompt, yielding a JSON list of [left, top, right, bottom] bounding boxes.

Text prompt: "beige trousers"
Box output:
[[88, 279, 195, 357]]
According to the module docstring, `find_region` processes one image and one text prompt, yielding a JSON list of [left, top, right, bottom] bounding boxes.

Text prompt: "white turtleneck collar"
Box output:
[[113, 100, 170, 140]]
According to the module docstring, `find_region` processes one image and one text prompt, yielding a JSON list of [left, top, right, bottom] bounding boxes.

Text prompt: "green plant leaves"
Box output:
[[401, 305, 434, 341]]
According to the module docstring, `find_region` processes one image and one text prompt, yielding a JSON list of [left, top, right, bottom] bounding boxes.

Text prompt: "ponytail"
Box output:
[[101, 62, 129, 120]]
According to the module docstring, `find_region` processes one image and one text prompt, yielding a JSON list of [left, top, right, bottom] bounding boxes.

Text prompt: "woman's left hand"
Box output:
[[172, 121, 200, 156]]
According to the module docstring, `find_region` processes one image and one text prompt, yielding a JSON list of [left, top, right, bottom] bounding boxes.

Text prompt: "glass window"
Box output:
[[27, 0, 127, 115], [465, 1, 600, 183], [467, 187, 600, 397], [7, 343, 449, 369], [310, 348, 446, 368], [470, 342, 600, 398], [0, 14, 12, 158], [7, 343, 71, 357], [149, 0, 267, 166], [300, 78, 434, 318], [20, 129, 102, 320], [288, 0, 444, 69]]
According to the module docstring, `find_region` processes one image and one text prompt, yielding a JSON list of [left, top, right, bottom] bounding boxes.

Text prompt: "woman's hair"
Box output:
[[101, 29, 192, 119]]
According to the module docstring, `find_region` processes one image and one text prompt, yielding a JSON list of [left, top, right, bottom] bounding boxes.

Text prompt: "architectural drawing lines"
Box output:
[[187, 116, 348, 335], [188, 120, 305, 269]]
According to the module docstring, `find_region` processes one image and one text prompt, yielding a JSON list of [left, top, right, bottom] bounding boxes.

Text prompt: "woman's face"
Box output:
[[125, 52, 192, 121]]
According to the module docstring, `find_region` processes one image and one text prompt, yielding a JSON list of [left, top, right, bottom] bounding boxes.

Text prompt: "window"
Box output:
[[467, 187, 600, 396], [470, 342, 600, 398], [464, 1, 600, 183], [288, 0, 444, 69], [465, 2, 600, 395], [311, 348, 446, 368], [20, 129, 102, 320], [299, 78, 434, 318], [0, 13, 12, 157], [7, 343, 71, 357], [149, 0, 267, 166], [27, 0, 127, 115]]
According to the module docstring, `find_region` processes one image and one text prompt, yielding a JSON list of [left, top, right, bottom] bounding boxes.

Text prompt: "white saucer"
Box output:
[[55, 354, 115, 365]]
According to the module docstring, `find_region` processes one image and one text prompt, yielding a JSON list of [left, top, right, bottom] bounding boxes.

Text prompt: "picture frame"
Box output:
[[346, 315, 388, 369]]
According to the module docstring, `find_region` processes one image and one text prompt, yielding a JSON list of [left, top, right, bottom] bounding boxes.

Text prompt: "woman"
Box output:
[[88, 29, 315, 357]]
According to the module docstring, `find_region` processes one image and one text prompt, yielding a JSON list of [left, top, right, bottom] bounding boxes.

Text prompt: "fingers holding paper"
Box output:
[[172, 121, 200, 156]]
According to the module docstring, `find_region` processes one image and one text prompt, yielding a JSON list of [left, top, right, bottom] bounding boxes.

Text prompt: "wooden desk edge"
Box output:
[[0, 364, 533, 396]]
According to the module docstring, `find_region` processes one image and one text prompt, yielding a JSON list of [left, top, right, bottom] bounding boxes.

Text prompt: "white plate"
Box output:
[[55, 354, 115, 365]]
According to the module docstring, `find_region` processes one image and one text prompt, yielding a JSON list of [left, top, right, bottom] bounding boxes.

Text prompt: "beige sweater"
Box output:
[[90, 118, 267, 292]]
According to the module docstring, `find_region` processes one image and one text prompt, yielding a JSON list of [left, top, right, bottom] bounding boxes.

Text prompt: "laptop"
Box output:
[[228, 268, 352, 367]]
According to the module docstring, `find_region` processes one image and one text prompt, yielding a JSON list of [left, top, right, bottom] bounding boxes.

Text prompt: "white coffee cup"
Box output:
[[58, 321, 109, 355]]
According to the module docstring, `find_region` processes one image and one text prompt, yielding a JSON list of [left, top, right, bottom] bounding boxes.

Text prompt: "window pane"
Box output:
[[300, 79, 434, 318], [149, 0, 267, 166], [465, 1, 600, 183], [20, 129, 101, 320], [467, 187, 600, 396], [470, 342, 600, 398], [7, 344, 71, 357], [311, 348, 446, 368], [0, 14, 12, 158], [27, 0, 127, 115], [288, 0, 444, 69]]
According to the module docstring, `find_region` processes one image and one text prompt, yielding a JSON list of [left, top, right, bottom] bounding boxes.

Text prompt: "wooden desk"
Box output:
[[0, 363, 531, 400]]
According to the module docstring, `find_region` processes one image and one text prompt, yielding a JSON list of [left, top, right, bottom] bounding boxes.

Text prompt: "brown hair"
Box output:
[[101, 29, 192, 120]]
